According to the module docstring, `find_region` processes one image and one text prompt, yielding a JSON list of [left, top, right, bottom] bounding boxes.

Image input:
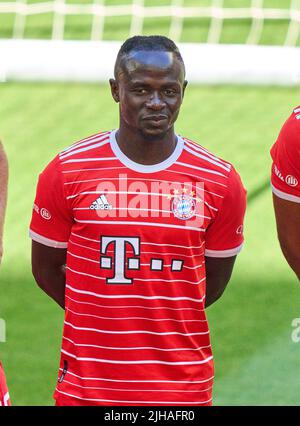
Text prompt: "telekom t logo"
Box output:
[[100, 236, 140, 284]]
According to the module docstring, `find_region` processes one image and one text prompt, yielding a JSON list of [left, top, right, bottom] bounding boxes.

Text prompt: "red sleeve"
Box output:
[[0, 362, 10, 406], [205, 166, 247, 258], [29, 155, 73, 248], [270, 107, 300, 203]]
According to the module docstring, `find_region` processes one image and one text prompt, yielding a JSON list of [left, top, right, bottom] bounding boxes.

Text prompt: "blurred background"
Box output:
[[1, 0, 300, 406]]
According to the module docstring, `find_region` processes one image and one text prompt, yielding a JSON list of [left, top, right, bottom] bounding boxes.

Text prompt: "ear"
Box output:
[[182, 80, 188, 98], [109, 78, 120, 103]]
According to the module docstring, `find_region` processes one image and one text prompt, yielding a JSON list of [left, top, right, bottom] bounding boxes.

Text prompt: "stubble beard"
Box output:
[[138, 124, 173, 142]]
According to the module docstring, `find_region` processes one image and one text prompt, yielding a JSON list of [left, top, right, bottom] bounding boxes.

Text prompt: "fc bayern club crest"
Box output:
[[172, 193, 196, 220]]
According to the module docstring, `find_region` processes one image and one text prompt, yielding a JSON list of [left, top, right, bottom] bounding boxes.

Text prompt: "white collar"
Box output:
[[109, 129, 184, 174]]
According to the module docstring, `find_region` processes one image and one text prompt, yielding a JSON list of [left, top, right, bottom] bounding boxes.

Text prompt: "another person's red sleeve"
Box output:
[[205, 167, 247, 258], [0, 362, 11, 406], [29, 156, 73, 248], [271, 107, 300, 202]]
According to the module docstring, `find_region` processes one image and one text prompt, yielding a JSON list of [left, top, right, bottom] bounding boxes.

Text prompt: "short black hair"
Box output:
[[114, 35, 185, 77]]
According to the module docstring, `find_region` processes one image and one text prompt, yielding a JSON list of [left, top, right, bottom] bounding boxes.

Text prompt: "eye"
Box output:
[[133, 88, 148, 95], [164, 89, 177, 96]]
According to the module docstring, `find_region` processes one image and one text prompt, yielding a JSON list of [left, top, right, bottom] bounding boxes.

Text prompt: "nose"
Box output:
[[145, 91, 166, 110]]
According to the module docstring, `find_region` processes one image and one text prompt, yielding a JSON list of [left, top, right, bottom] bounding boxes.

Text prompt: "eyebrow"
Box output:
[[129, 80, 181, 87]]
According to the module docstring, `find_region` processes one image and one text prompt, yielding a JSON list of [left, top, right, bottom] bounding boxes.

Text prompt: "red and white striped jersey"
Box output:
[[0, 362, 10, 406], [271, 106, 300, 202], [30, 130, 246, 406]]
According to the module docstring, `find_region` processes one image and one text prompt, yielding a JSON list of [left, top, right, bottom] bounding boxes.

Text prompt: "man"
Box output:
[[0, 142, 10, 406], [30, 35, 246, 406], [271, 107, 300, 279]]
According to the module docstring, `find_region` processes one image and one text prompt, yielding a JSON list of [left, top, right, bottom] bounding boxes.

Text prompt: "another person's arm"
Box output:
[[0, 142, 8, 264], [30, 156, 73, 308], [272, 195, 300, 279], [204, 167, 247, 308], [271, 109, 300, 279]]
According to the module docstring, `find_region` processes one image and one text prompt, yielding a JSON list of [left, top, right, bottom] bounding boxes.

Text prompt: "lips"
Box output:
[[143, 115, 168, 122]]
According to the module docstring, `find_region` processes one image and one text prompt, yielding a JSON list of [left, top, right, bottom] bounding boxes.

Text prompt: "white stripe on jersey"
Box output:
[[71, 231, 205, 249], [66, 284, 206, 303], [61, 157, 117, 165], [68, 190, 217, 211], [143, 240, 205, 249], [62, 336, 210, 351], [68, 239, 204, 258], [68, 239, 99, 252], [65, 175, 224, 199], [61, 347, 212, 363], [60, 131, 110, 154], [175, 161, 228, 178], [165, 168, 228, 188], [66, 307, 206, 323], [183, 138, 231, 169], [68, 251, 203, 270], [73, 206, 211, 220], [61, 378, 213, 393], [183, 145, 231, 172], [62, 166, 127, 174], [68, 252, 99, 263], [133, 262, 203, 269], [64, 322, 209, 337], [63, 167, 227, 199], [68, 251, 204, 270], [60, 133, 109, 156], [55, 388, 213, 405], [59, 367, 214, 384], [59, 138, 109, 160], [74, 219, 205, 233], [65, 295, 205, 313], [183, 137, 220, 158], [64, 175, 220, 200], [64, 176, 198, 186], [142, 262, 204, 270], [67, 189, 202, 200], [67, 265, 206, 285], [176, 263, 204, 270]]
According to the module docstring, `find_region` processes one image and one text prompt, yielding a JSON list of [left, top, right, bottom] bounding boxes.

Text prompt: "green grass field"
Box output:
[[1, 0, 300, 408], [0, 82, 300, 405], [0, 0, 299, 45]]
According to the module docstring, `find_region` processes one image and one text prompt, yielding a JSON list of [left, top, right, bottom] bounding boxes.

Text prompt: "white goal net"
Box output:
[[1, 0, 300, 84]]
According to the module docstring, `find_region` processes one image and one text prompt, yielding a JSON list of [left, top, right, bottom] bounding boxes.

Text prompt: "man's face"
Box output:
[[110, 50, 187, 139]]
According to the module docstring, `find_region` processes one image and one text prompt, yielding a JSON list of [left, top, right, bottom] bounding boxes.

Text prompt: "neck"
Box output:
[[115, 123, 177, 165]]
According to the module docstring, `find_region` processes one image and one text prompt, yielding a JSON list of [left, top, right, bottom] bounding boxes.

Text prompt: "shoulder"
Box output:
[[179, 135, 245, 214], [38, 131, 109, 181], [270, 108, 300, 199], [181, 135, 233, 176], [272, 107, 300, 159], [281, 106, 300, 139], [40, 130, 111, 175], [58, 130, 111, 163], [179, 135, 243, 194]]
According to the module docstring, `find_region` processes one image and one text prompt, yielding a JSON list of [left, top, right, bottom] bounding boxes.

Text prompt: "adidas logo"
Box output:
[[90, 194, 113, 210]]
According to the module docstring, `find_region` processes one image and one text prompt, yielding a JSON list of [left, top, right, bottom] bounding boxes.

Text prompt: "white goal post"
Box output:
[[1, 0, 300, 84]]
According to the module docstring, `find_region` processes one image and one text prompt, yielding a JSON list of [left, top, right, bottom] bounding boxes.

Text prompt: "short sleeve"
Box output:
[[0, 362, 10, 406], [205, 167, 247, 258], [29, 155, 73, 248], [270, 108, 300, 203]]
